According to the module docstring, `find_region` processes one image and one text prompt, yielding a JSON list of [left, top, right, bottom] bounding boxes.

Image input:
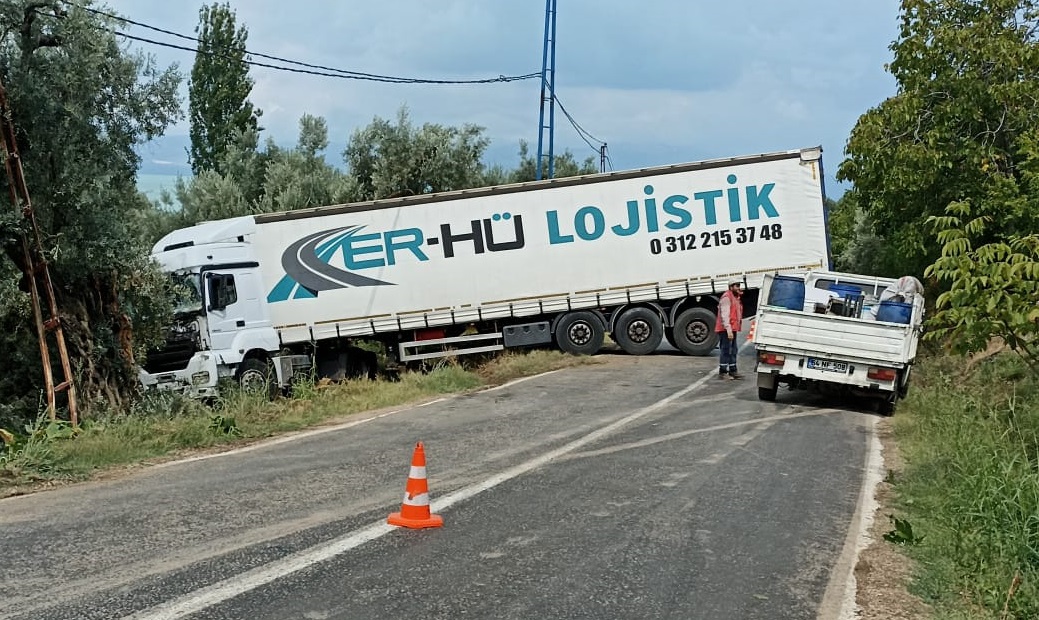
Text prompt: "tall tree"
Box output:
[[167, 113, 354, 230], [501, 139, 599, 184], [258, 114, 356, 211], [0, 2, 182, 424], [343, 105, 490, 200], [837, 0, 1039, 278], [188, 2, 260, 175]]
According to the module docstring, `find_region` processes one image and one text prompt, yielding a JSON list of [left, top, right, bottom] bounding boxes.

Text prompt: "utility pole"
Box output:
[[535, 0, 557, 180], [600, 143, 608, 173], [0, 77, 79, 425]]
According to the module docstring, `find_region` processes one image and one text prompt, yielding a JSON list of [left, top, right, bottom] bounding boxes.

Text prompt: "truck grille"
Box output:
[[142, 324, 199, 373]]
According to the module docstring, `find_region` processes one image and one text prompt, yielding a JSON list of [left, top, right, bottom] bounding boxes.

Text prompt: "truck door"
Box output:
[[205, 271, 246, 352]]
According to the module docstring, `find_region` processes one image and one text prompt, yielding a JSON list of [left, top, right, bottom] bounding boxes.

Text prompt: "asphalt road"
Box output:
[[1, 344, 879, 620]]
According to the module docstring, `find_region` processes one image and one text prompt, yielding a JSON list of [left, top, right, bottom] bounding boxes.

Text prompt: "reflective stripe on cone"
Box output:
[[388, 441, 444, 529]]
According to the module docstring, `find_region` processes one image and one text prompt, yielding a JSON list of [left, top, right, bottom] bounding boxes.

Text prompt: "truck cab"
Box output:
[[139, 217, 283, 398]]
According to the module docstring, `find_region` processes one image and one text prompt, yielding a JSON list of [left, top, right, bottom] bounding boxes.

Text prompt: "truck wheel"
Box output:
[[878, 397, 896, 416], [898, 367, 911, 398], [554, 311, 604, 356], [664, 329, 678, 349], [758, 386, 778, 402], [613, 307, 664, 355], [671, 307, 720, 356], [237, 358, 277, 400]]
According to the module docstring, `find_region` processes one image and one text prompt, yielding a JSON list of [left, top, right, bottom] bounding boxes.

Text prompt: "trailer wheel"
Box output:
[[613, 307, 664, 355], [237, 357, 277, 400], [671, 307, 720, 356], [664, 328, 678, 350], [554, 311, 604, 356]]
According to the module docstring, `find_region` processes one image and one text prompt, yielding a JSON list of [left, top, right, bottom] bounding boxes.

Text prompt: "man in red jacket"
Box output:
[[716, 280, 744, 380]]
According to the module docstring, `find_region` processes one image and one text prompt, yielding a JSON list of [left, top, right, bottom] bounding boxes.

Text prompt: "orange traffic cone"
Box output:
[[388, 441, 444, 529]]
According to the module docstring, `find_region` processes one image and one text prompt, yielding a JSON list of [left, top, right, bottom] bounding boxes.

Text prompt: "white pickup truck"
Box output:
[[750, 270, 925, 414]]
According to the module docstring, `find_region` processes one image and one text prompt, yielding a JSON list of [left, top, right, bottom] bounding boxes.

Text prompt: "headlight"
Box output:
[[192, 371, 211, 385]]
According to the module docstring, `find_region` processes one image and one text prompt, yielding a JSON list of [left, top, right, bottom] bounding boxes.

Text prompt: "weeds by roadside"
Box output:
[[0, 350, 600, 494], [891, 353, 1039, 619]]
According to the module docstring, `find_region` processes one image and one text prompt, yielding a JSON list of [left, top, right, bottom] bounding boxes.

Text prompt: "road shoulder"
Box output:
[[854, 417, 932, 619]]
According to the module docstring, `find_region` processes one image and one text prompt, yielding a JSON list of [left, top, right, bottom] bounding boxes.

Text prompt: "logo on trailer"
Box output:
[[266, 214, 526, 303], [267, 226, 396, 302]]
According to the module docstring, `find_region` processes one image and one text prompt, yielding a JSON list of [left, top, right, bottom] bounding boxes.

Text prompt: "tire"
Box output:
[[898, 367, 911, 399], [671, 307, 720, 356], [345, 345, 378, 380], [664, 328, 678, 349], [554, 311, 605, 356], [612, 307, 664, 355], [758, 385, 778, 401], [236, 357, 277, 400], [877, 397, 896, 416]]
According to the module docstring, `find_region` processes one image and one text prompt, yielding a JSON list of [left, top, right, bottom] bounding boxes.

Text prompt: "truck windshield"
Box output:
[[170, 273, 202, 315]]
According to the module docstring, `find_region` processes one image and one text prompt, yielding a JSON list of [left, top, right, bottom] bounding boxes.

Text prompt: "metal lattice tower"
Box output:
[[0, 77, 79, 425], [535, 0, 557, 180]]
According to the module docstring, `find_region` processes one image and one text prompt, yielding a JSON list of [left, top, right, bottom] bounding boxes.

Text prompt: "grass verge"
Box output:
[[0, 350, 601, 495], [889, 352, 1039, 619]]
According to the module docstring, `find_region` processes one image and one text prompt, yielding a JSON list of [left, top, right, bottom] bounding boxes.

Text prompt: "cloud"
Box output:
[[105, 0, 902, 193]]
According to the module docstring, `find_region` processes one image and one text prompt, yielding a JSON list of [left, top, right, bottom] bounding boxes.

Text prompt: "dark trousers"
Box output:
[[719, 334, 738, 374]]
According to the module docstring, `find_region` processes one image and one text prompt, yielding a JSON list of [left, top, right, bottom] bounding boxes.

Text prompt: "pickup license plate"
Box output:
[[807, 358, 848, 373]]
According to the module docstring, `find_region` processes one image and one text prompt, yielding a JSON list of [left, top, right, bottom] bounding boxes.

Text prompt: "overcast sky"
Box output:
[[104, 0, 903, 197]]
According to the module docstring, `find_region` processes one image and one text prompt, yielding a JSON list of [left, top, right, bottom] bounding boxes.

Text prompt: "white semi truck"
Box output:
[[139, 147, 832, 399]]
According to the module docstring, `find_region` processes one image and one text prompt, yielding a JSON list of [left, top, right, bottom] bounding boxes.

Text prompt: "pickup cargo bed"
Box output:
[[754, 308, 918, 366]]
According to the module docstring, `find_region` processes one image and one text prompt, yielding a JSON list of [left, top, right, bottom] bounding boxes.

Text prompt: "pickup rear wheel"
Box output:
[[671, 307, 720, 356], [554, 311, 604, 356], [613, 307, 664, 355], [898, 368, 911, 398], [758, 385, 778, 401]]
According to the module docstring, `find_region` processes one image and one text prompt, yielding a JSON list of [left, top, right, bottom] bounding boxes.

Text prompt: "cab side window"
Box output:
[[208, 274, 237, 310]]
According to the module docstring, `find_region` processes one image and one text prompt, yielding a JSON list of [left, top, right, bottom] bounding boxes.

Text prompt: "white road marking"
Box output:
[[414, 397, 447, 408], [122, 348, 732, 474], [132, 369, 565, 471], [146, 408, 405, 469], [122, 370, 720, 620], [561, 410, 835, 462], [817, 415, 882, 620], [481, 369, 563, 392]]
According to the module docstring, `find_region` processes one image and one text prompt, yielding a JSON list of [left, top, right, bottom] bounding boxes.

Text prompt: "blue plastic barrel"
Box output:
[[829, 283, 864, 300], [767, 275, 806, 311], [876, 300, 913, 324]]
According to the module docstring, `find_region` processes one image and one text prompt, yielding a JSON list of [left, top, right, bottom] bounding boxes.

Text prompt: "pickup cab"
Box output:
[[750, 270, 925, 414]]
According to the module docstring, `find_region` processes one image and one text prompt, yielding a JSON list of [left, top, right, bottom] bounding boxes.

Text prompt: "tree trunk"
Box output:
[[54, 278, 137, 416]]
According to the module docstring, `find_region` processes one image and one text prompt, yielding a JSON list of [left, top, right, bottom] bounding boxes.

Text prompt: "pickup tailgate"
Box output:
[[755, 308, 917, 366]]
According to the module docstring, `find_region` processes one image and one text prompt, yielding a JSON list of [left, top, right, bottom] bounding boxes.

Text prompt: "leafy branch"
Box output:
[[924, 200, 1039, 369]]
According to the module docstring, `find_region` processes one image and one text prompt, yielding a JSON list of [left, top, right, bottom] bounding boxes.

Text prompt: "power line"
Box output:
[[61, 3, 539, 85], [553, 95, 605, 144], [114, 31, 538, 84], [553, 94, 606, 155]]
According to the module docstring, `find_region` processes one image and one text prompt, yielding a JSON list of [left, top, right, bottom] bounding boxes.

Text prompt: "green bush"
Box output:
[[894, 354, 1039, 619]]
